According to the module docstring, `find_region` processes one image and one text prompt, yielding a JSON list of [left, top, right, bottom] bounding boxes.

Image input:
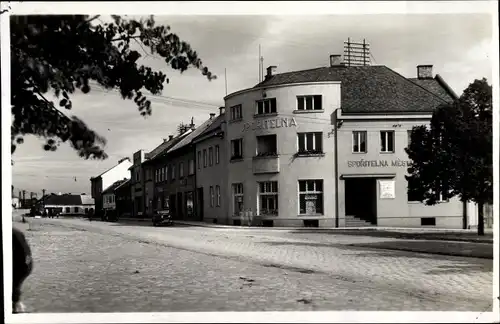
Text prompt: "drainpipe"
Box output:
[[334, 108, 341, 228]]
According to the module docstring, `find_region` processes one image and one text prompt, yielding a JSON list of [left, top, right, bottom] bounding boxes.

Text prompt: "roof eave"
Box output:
[[434, 74, 459, 101]]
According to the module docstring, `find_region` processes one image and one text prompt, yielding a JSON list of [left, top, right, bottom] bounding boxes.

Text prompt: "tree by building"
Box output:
[[405, 78, 492, 235], [10, 15, 215, 159]]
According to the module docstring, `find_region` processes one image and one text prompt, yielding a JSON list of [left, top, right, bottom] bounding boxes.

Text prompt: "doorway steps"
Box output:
[[345, 215, 375, 227]]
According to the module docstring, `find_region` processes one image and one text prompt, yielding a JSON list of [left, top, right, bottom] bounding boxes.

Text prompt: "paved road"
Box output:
[[17, 217, 493, 312]]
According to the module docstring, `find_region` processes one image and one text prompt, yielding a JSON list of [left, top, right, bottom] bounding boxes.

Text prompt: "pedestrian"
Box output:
[[88, 208, 94, 222], [12, 227, 33, 313]]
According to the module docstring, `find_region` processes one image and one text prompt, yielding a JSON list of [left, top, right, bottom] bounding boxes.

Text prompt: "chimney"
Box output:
[[219, 106, 225, 115], [190, 117, 195, 130], [265, 65, 277, 80], [330, 54, 343, 67], [169, 135, 174, 141], [210, 113, 216, 119], [163, 138, 168, 142], [417, 65, 433, 79]]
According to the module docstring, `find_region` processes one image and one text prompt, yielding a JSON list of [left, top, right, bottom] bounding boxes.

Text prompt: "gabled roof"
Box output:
[[408, 75, 458, 103], [44, 194, 82, 206], [80, 195, 95, 205], [144, 130, 193, 163], [94, 158, 132, 179], [102, 180, 128, 195], [115, 178, 130, 191], [167, 118, 218, 154], [252, 65, 450, 113], [193, 114, 225, 143]]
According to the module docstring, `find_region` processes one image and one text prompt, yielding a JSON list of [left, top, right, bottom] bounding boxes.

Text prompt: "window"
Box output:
[[298, 180, 324, 215], [297, 132, 323, 154], [209, 147, 214, 166], [232, 183, 244, 216], [352, 131, 367, 153], [215, 145, 220, 164], [135, 169, 140, 181], [179, 162, 184, 178], [203, 149, 208, 167], [231, 139, 243, 160], [256, 98, 277, 115], [171, 164, 176, 180], [65, 207, 70, 213], [258, 181, 278, 215], [155, 170, 158, 183], [74, 207, 79, 213], [188, 159, 195, 175], [164, 197, 169, 210], [256, 134, 277, 156], [380, 131, 395, 153], [160, 167, 164, 182], [210, 186, 215, 207], [197, 151, 202, 169], [216, 185, 221, 207], [164, 166, 169, 182], [297, 95, 322, 111], [230, 104, 242, 120]]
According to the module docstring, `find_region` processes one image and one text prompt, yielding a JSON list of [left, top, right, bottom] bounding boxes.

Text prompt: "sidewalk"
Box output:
[[173, 220, 494, 244]]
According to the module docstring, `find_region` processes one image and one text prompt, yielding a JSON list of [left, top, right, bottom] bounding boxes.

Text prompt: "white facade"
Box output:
[[102, 159, 133, 192]]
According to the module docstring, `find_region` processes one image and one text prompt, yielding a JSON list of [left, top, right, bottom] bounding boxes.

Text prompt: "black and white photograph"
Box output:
[[2, 1, 498, 323]]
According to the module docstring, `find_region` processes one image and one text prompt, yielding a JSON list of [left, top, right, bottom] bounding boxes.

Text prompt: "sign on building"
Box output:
[[379, 180, 395, 199]]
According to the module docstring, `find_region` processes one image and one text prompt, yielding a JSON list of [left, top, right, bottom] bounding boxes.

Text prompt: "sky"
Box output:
[[10, 11, 494, 196]]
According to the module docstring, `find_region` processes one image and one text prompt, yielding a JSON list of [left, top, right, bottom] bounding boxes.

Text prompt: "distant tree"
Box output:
[[10, 15, 216, 159], [406, 78, 492, 235]]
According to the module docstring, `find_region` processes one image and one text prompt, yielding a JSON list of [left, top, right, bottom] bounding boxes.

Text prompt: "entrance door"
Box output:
[[344, 178, 377, 225], [197, 188, 204, 221]]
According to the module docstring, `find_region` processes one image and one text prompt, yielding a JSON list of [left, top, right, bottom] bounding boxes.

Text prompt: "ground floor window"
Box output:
[[186, 191, 194, 217], [216, 185, 221, 207], [164, 197, 169, 210], [298, 180, 324, 215], [258, 181, 278, 216], [232, 183, 244, 216], [74, 207, 79, 213], [210, 186, 215, 207], [65, 207, 70, 213]]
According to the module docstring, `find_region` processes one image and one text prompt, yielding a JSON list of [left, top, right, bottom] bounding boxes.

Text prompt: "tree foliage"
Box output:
[[10, 15, 215, 159], [406, 78, 492, 235]]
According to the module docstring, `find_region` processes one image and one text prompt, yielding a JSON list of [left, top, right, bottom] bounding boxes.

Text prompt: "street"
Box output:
[[17, 217, 493, 312]]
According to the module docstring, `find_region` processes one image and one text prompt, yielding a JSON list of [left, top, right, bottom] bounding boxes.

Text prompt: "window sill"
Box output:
[[254, 112, 278, 119], [229, 118, 243, 124], [293, 109, 325, 114], [380, 151, 395, 154], [253, 154, 279, 159], [294, 152, 325, 158], [352, 151, 367, 154]]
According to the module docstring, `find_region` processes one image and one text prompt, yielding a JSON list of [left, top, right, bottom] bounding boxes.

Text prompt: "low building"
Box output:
[[114, 179, 132, 218], [43, 193, 95, 216], [192, 109, 228, 224], [102, 179, 128, 218], [222, 55, 470, 228], [90, 157, 132, 217]]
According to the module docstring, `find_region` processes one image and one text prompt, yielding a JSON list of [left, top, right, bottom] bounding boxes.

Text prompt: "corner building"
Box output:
[[223, 58, 474, 229]]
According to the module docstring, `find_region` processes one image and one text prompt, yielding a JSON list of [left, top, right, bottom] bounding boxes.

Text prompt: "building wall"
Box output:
[[337, 118, 464, 228], [143, 164, 155, 215], [130, 150, 146, 217], [153, 148, 196, 220], [195, 134, 229, 224], [101, 160, 133, 192], [225, 82, 341, 227], [45, 204, 94, 215], [102, 192, 116, 210]]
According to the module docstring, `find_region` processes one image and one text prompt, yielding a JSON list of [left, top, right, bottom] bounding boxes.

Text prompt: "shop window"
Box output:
[[231, 139, 243, 160], [210, 186, 215, 207], [297, 132, 323, 154], [380, 130, 395, 153], [352, 131, 367, 153], [298, 180, 324, 215], [258, 181, 278, 216], [256, 98, 277, 115], [216, 185, 221, 207], [232, 183, 244, 216], [256, 134, 277, 157], [230, 104, 242, 121], [297, 95, 322, 111]]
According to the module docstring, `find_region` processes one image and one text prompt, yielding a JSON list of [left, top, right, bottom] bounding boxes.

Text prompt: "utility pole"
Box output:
[[22, 190, 26, 223]]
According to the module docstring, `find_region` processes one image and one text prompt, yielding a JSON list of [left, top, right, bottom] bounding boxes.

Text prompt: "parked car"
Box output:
[[152, 209, 173, 227]]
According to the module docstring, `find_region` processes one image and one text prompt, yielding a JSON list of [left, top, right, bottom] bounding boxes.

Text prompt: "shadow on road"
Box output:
[[288, 230, 493, 244]]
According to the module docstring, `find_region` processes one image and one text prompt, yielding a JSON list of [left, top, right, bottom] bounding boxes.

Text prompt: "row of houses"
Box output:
[[89, 54, 488, 229]]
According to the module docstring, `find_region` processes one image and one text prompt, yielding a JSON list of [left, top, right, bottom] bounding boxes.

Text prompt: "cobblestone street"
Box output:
[[17, 218, 493, 312]]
